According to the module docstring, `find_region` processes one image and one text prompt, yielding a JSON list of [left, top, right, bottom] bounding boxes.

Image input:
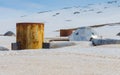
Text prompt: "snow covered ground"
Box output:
[[0, 0, 120, 75], [0, 35, 120, 75], [0, 38, 120, 75], [0, 0, 120, 37]]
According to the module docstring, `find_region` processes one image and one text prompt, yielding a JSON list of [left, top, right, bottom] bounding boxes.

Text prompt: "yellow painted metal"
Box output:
[[16, 23, 44, 50]]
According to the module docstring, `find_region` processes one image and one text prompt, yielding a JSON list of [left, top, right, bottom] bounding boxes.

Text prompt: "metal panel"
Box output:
[[60, 29, 73, 37]]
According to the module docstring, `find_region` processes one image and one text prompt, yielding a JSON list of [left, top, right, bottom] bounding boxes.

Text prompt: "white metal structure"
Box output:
[[69, 27, 98, 41]]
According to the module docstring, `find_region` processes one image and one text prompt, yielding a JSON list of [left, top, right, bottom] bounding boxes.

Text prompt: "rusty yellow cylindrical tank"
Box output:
[[16, 23, 44, 50]]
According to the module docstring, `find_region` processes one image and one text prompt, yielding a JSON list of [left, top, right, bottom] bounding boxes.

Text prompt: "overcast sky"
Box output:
[[0, 0, 109, 19]]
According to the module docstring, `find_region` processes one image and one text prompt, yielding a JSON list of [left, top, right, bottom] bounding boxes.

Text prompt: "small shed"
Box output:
[[60, 29, 73, 37], [69, 27, 98, 41]]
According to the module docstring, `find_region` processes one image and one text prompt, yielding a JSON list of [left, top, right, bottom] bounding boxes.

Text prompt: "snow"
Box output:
[[0, 40, 120, 75], [1, 1, 120, 37], [0, 1, 120, 75], [93, 25, 120, 39]]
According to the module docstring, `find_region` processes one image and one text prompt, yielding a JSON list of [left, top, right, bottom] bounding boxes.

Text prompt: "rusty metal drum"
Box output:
[[16, 23, 44, 50]]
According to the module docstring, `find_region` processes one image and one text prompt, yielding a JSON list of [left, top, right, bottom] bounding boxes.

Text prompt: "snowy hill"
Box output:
[[0, 1, 120, 75], [0, 0, 120, 38]]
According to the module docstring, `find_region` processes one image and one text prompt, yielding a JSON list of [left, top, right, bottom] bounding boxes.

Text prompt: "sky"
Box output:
[[0, 0, 109, 19], [0, 0, 108, 12]]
